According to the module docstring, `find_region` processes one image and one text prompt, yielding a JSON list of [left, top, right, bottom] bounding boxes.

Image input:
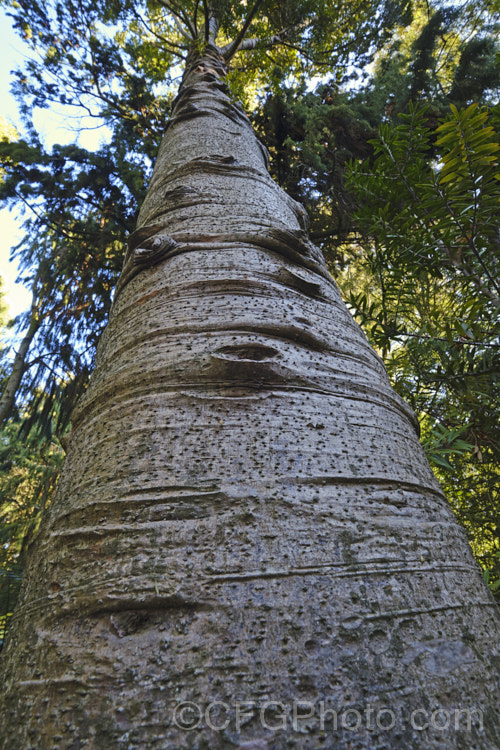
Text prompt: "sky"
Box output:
[[0, 8, 111, 321], [0, 12, 29, 320]]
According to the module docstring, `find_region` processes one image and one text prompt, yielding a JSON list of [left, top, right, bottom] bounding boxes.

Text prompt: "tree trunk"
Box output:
[[0, 46, 498, 750], [0, 300, 40, 424]]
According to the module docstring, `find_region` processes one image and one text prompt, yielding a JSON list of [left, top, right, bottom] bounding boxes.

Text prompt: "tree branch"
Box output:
[[221, 16, 317, 57], [131, 7, 189, 54], [202, 0, 209, 42], [156, 0, 196, 39], [207, 3, 220, 45], [13, 190, 80, 241], [193, 0, 201, 36], [223, 31, 285, 54], [223, 0, 265, 61], [173, 12, 193, 41], [0, 293, 41, 425]]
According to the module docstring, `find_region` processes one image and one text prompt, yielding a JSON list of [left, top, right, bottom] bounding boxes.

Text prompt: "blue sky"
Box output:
[[0, 10, 29, 319]]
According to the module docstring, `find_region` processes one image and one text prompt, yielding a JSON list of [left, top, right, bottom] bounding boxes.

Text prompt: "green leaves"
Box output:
[[347, 102, 500, 309], [0, 418, 64, 640], [483, 552, 500, 597], [0, 133, 144, 434], [345, 102, 500, 599], [437, 103, 500, 184], [421, 422, 474, 470]]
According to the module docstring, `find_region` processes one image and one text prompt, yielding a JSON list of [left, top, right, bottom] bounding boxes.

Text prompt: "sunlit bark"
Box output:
[[0, 46, 498, 749]]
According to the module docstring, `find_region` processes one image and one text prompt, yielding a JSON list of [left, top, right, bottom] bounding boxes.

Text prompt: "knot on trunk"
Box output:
[[132, 234, 177, 267]]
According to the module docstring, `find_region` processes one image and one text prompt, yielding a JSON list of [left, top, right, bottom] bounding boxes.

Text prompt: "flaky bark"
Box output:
[[0, 46, 498, 749]]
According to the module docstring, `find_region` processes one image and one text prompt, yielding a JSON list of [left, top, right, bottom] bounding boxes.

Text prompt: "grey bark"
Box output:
[[0, 46, 498, 749], [0, 298, 40, 424]]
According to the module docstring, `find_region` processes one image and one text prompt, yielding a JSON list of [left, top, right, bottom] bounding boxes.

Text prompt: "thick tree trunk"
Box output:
[[0, 46, 498, 749]]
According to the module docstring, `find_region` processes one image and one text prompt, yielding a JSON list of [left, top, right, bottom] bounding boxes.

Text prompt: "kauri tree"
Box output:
[[0, 2, 499, 748]]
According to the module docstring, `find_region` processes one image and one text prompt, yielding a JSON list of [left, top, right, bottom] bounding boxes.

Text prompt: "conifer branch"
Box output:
[[221, 16, 317, 57], [193, 0, 201, 36], [156, 0, 196, 39], [131, 7, 189, 54], [223, 0, 265, 61], [202, 0, 209, 42]]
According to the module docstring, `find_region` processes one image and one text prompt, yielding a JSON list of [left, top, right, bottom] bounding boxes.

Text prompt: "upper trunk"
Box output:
[[0, 46, 498, 749]]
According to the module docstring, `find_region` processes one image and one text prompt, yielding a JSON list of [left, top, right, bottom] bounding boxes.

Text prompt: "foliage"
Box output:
[[0, 419, 64, 644], [252, 81, 375, 257], [345, 102, 500, 598], [0, 135, 144, 434], [3, 0, 416, 118], [252, 0, 500, 265], [356, 0, 500, 120], [0, 279, 8, 334]]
